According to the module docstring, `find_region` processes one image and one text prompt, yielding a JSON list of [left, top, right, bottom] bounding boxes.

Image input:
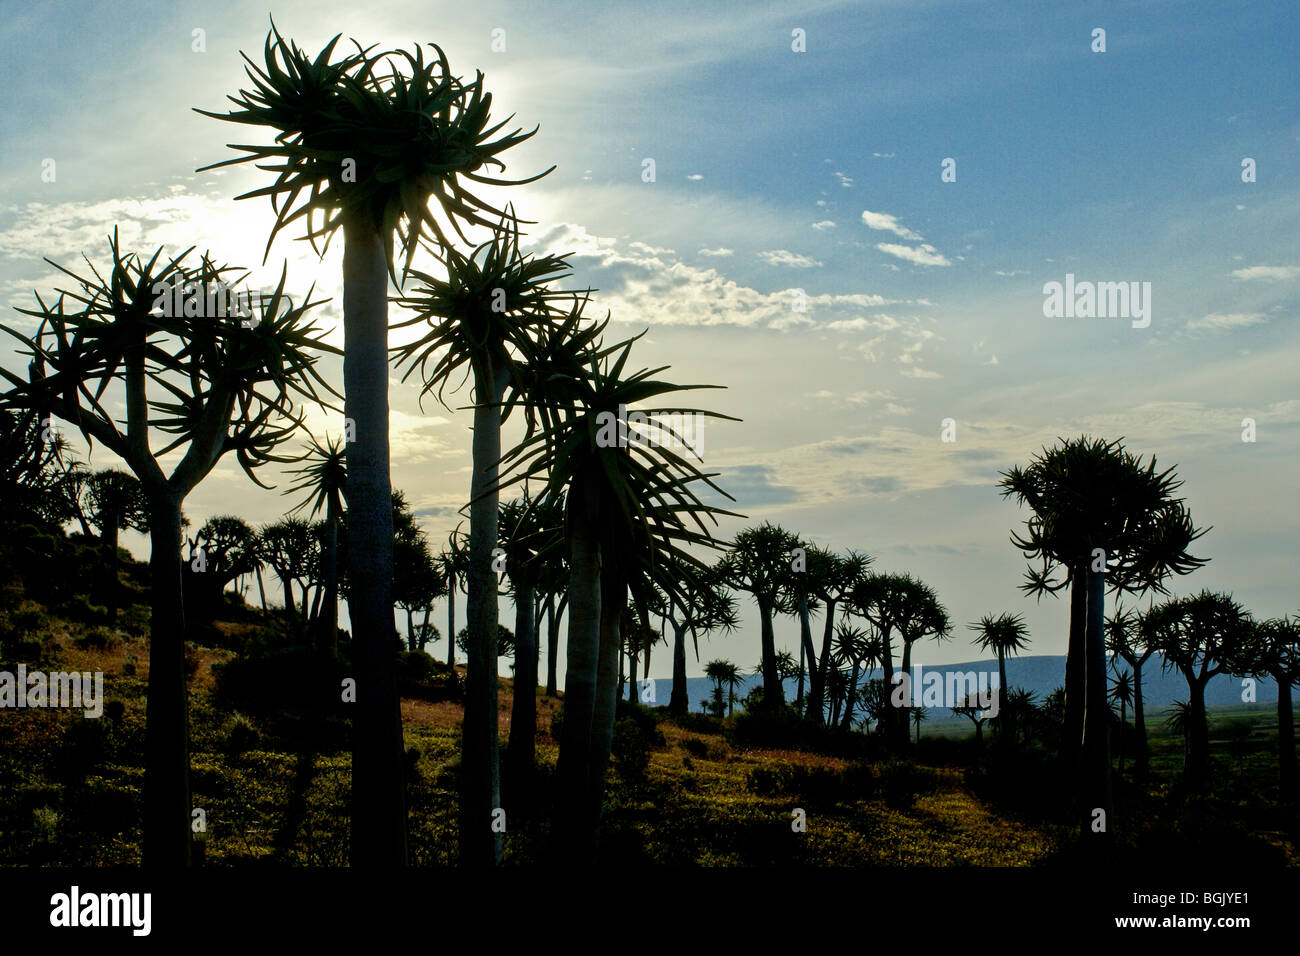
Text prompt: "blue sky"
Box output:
[[1, 0, 1296, 682]]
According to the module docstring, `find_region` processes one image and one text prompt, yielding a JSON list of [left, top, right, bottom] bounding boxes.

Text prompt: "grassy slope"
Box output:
[[1, 567, 1295, 867]]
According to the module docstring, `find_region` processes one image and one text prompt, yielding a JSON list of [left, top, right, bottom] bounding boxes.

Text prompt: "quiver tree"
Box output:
[[1238, 614, 1298, 799], [804, 547, 872, 723], [998, 435, 1209, 839], [391, 216, 578, 868], [0, 232, 335, 867], [436, 527, 471, 669], [188, 514, 259, 627], [968, 612, 1030, 743], [661, 559, 739, 716], [201, 23, 550, 868], [258, 517, 319, 623], [1142, 591, 1254, 789], [500, 328, 739, 860], [715, 522, 803, 708], [285, 434, 347, 651], [498, 491, 563, 808], [1106, 604, 1156, 777], [849, 572, 948, 744], [85, 468, 149, 622]]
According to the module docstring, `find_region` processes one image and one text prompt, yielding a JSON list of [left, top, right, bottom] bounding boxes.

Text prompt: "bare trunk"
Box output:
[[1081, 565, 1112, 843], [446, 568, 455, 668], [555, 476, 601, 861], [669, 617, 689, 716], [321, 494, 339, 653], [544, 594, 559, 697], [588, 566, 625, 847], [142, 492, 191, 867], [1133, 659, 1148, 777], [810, 600, 837, 723], [758, 599, 781, 706], [506, 574, 537, 811], [342, 213, 406, 868], [1063, 570, 1086, 763], [461, 360, 506, 867], [1185, 675, 1211, 788], [1277, 676, 1296, 799]]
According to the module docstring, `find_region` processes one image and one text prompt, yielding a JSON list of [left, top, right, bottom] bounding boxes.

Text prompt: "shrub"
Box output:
[[223, 712, 260, 755], [56, 594, 108, 626], [611, 700, 665, 789], [880, 760, 939, 811], [75, 627, 121, 650], [673, 711, 724, 735], [680, 736, 711, 759]]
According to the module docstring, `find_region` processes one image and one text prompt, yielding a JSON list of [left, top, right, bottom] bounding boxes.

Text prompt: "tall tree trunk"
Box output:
[[1133, 659, 1148, 778], [670, 617, 689, 716], [996, 648, 1010, 742], [758, 598, 781, 706], [1186, 675, 1210, 788], [280, 574, 296, 617], [1081, 565, 1112, 843], [555, 478, 601, 860], [797, 592, 814, 713], [587, 567, 625, 849], [342, 213, 406, 868], [627, 630, 639, 703], [506, 574, 537, 811], [255, 565, 268, 613], [1276, 675, 1296, 800], [419, 604, 432, 652], [1117, 701, 1126, 774], [1063, 570, 1086, 764], [406, 608, 416, 652], [446, 568, 455, 668], [841, 660, 861, 730], [461, 360, 507, 867], [898, 639, 915, 742], [879, 625, 900, 745], [321, 495, 339, 654], [544, 594, 558, 697], [810, 600, 837, 723], [142, 492, 191, 867]]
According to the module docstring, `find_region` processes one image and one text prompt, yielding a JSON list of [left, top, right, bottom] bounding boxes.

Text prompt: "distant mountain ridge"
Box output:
[[658, 654, 1294, 716]]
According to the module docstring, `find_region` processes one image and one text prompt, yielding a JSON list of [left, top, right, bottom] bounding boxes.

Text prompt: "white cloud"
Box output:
[[686, 174, 704, 181], [899, 366, 943, 379], [860, 209, 924, 241], [833, 171, 853, 188], [698, 247, 733, 257], [876, 242, 952, 267], [758, 249, 822, 268], [1187, 312, 1268, 331], [1230, 265, 1299, 281], [811, 220, 837, 231]]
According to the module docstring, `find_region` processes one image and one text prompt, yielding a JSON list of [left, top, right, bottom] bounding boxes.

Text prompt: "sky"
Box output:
[[0, 0, 1296, 685]]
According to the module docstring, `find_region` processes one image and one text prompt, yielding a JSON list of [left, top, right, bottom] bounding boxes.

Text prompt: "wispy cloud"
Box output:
[[758, 249, 822, 268], [860, 209, 924, 241], [1230, 265, 1299, 281], [1187, 312, 1268, 331], [876, 242, 951, 267]]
